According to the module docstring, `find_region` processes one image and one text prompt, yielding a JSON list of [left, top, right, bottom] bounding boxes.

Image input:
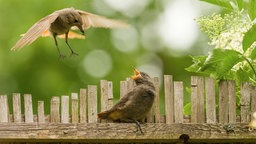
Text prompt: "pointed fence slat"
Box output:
[[79, 88, 87, 123], [164, 75, 174, 124], [37, 101, 45, 123], [228, 80, 236, 123], [0, 95, 8, 123], [24, 94, 33, 123], [71, 93, 78, 124], [174, 81, 183, 123], [61, 96, 69, 123], [50, 96, 60, 123], [88, 85, 97, 123], [240, 82, 251, 123], [205, 78, 216, 123], [12, 93, 22, 123]]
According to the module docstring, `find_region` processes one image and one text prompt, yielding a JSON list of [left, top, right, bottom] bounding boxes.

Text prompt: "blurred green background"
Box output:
[[0, 0, 217, 114]]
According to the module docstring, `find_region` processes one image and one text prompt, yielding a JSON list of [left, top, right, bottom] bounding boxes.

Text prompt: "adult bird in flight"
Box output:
[[12, 8, 128, 59]]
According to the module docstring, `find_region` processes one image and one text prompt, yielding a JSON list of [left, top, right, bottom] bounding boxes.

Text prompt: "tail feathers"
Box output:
[[97, 111, 110, 119]]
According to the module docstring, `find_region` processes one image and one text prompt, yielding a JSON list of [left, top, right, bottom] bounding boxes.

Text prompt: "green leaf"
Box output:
[[201, 49, 243, 79], [249, 0, 256, 21], [250, 46, 256, 60], [200, 0, 233, 9], [236, 0, 244, 11], [242, 24, 256, 52]]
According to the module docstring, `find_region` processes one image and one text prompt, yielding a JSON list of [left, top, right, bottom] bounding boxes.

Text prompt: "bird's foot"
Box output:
[[58, 54, 66, 60], [70, 51, 79, 57], [134, 121, 144, 135]]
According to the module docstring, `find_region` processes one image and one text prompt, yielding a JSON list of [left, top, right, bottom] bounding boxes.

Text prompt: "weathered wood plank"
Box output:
[[251, 86, 256, 118], [241, 82, 251, 123], [174, 81, 183, 123], [191, 76, 205, 123], [61, 96, 69, 123], [164, 75, 174, 124], [120, 81, 127, 99], [219, 80, 229, 123], [100, 80, 108, 112], [228, 80, 236, 123], [71, 93, 78, 124], [0, 123, 254, 143], [0, 95, 8, 123], [107, 81, 113, 109], [79, 88, 87, 123], [100, 80, 108, 123], [50, 96, 60, 123], [205, 77, 216, 123], [12, 93, 22, 123], [37, 101, 45, 123], [88, 85, 97, 123], [153, 77, 161, 123], [24, 94, 33, 123]]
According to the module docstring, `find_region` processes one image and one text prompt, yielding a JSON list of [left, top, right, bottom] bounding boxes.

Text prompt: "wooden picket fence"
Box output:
[[0, 75, 256, 143]]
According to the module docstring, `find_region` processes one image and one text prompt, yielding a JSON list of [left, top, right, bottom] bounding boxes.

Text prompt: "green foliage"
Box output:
[[187, 0, 256, 85]]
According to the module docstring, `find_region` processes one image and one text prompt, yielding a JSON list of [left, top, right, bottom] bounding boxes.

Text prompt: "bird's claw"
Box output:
[[70, 51, 79, 57], [59, 54, 66, 60]]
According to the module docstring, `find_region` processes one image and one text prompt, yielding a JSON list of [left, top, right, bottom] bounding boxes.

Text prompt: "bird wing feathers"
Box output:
[[76, 10, 128, 29], [11, 13, 59, 51]]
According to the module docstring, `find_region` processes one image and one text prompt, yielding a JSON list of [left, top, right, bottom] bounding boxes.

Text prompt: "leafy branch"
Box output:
[[186, 0, 256, 85]]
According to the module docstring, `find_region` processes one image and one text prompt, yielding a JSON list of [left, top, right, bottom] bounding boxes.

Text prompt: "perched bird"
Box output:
[[248, 112, 256, 131], [12, 7, 127, 59], [98, 68, 156, 134]]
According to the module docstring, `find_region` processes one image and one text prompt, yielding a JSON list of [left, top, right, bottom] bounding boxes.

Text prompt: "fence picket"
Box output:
[[88, 85, 97, 123], [153, 77, 161, 123], [228, 80, 236, 123], [38, 101, 45, 123], [241, 82, 251, 123], [164, 75, 174, 124], [50, 96, 60, 123], [71, 93, 79, 124], [80, 89, 87, 123], [12, 93, 22, 123], [0, 95, 8, 123], [205, 78, 216, 123], [251, 86, 256, 118], [218, 80, 229, 123], [61, 96, 69, 123], [24, 94, 33, 123], [191, 76, 205, 123], [174, 81, 183, 123]]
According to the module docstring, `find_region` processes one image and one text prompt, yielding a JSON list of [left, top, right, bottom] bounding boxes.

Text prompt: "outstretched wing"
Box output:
[[11, 13, 59, 50], [76, 10, 128, 29]]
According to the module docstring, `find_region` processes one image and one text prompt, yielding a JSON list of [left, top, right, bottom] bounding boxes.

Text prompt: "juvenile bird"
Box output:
[[98, 68, 156, 134], [12, 7, 127, 59]]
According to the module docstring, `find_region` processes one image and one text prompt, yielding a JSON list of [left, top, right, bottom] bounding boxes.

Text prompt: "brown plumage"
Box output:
[[12, 7, 127, 59], [98, 68, 156, 134]]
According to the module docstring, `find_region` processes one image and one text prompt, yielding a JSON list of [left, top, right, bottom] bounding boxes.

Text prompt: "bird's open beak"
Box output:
[[131, 67, 141, 80], [76, 24, 84, 35]]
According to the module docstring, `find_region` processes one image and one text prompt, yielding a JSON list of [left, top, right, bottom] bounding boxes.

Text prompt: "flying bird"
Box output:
[[98, 68, 156, 134], [12, 8, 127, 59]]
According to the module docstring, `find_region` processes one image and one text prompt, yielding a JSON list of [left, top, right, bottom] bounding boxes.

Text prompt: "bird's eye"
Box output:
[[74, 19, 78, 23]]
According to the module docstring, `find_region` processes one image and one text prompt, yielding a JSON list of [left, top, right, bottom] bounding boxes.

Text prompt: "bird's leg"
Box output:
[[53, 34, 66, 59], [133, 119, 144, 134], [65, 32, 79, 57]]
